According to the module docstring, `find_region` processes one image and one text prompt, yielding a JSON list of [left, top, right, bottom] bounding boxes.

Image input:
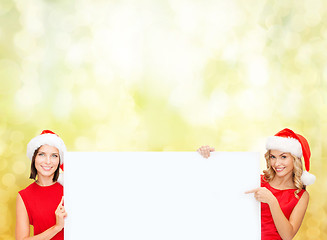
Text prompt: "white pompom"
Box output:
[[301, 171, 316, 186], [57, 172, 64, 186]]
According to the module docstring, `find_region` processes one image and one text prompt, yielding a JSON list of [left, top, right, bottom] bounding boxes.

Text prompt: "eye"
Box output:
[[270, 155, 276, 159], [52, 154, 59, 158], [38, 153, 44, 156], [281, 155, 287, 159]]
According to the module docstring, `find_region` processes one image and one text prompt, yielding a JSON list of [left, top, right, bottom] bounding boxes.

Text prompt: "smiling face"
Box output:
[[34, 144, 60, 180], [269, 149, 295, 178]]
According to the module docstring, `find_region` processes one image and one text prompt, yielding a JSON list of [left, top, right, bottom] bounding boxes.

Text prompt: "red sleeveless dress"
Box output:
[[19, 182, 64, 240], [261, 175, 305, 240]]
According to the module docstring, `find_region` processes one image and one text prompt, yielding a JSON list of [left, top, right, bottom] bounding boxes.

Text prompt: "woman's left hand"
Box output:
[[55, 197, 67, 230], [245, 187, 277, 205]]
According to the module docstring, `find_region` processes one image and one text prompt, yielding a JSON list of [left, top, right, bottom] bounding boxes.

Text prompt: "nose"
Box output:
[[46, 155, 51, 164], [275, 157, 282, 166]]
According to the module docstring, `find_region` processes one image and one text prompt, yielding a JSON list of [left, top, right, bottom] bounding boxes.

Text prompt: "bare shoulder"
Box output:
[[301, 190, 309, 202], [294, 190, 309, 210], [16, 193, 23, 204], [16, 193, 26, 211], [16, 193, 28, 214]]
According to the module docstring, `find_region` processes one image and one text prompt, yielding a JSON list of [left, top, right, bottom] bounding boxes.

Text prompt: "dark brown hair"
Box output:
[[29, 146, 60, 182]]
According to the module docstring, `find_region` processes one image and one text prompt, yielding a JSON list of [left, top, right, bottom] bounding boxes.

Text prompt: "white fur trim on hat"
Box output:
[[26, 133, 66, 163], [301, 170, 316, 186], [266, 136, 302, 158]]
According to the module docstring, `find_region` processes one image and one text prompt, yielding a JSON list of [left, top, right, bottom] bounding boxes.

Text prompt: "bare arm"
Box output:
[[16, 194, 66, 240], [246, 188, 309, 240], [269, 191, 309, 240]]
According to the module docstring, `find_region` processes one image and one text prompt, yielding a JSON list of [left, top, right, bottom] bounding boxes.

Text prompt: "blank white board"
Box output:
[[64, 152, 260, 239]]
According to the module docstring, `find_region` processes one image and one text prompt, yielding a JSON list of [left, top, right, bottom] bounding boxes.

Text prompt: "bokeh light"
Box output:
[[1, 0, 327, 239]]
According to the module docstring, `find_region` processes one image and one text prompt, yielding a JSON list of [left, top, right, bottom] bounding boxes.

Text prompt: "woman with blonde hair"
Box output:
[[16, 130, 66, 240], [197, 128, 315, 240]]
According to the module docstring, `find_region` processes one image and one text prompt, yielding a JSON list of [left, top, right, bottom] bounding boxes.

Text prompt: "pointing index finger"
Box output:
[[245, 188, 260, 194]]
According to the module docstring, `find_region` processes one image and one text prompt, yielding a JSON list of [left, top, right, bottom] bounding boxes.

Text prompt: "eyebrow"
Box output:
[[270, 152, 287, 157], [38, 151, 59, 154]]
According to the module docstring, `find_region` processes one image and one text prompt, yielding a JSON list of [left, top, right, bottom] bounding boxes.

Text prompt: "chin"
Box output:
[[275, 170, 292, 178], [36, 169, 56, 178], [41, 173, 55, 179]]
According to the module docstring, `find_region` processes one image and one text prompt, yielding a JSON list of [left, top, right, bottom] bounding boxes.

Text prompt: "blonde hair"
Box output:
[[263, 150, 304, 198]]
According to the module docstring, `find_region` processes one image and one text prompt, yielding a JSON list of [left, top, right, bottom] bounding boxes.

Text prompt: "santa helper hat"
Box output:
[[27, 130, 65, 185], [265, 128, 315, 185]]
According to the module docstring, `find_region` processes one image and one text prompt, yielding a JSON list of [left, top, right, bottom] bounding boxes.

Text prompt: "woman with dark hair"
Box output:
[[197, 128, 315, 240], [16, 130, 67, 240]]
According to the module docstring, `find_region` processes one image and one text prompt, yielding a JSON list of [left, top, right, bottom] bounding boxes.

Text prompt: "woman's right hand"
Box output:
[[55, 197, 67, 231], [197, 145, 215, 158]]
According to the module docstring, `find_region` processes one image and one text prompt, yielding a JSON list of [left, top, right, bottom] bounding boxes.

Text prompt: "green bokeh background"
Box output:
[[1, 0, 327, 239]]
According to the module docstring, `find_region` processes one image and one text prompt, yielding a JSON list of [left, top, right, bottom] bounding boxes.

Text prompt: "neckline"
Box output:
[[34, 181, 57, 188], [268, 182, 297, 191]]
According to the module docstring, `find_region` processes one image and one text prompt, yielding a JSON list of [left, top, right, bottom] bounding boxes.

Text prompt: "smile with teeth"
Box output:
[[41, 165, 53, 171], [275, 167, 285, 172]]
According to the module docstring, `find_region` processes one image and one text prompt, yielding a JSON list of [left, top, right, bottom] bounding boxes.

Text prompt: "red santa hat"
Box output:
[[265, 128, 315, 185], [27, 130, 65, 185]]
